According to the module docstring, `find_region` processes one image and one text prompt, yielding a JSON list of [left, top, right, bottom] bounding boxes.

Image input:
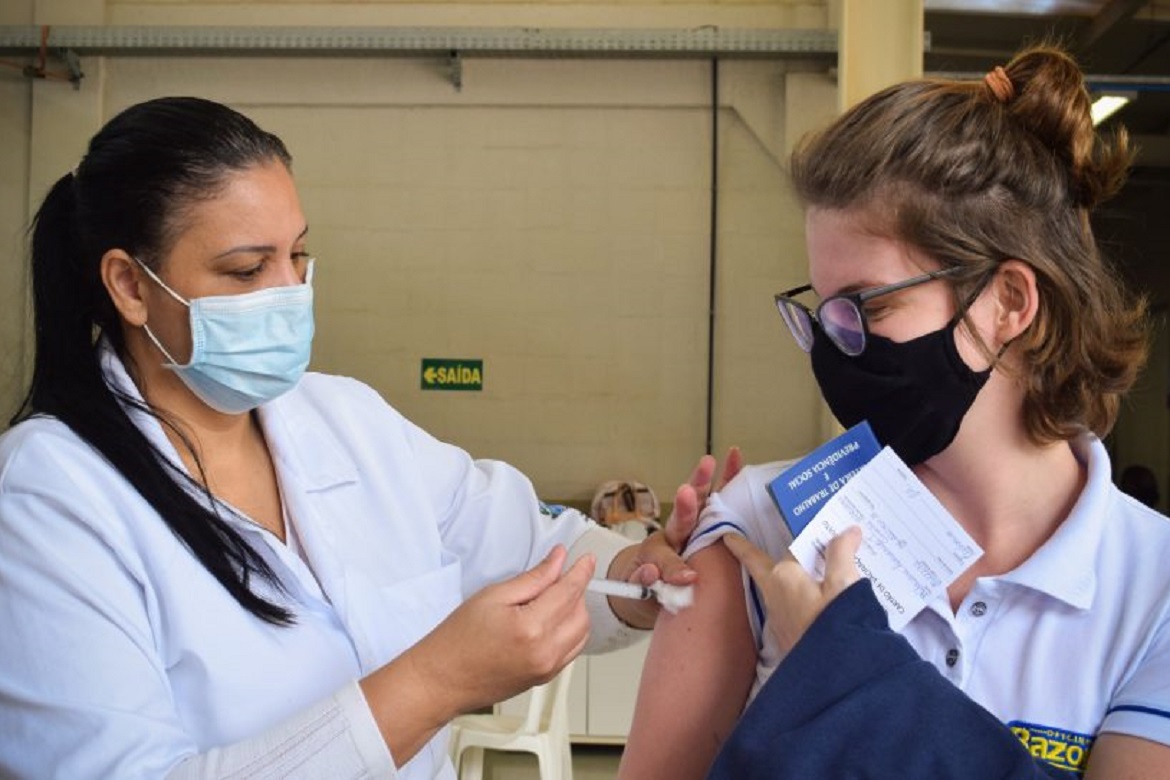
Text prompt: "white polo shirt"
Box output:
[[686, 434, 1170, 773]]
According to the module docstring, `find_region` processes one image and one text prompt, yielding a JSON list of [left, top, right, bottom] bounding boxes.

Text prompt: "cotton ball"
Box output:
[[650, 582, 695, 614]]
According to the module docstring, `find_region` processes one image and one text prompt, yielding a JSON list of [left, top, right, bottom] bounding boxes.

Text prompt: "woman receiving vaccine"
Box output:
[[620, 44, 1170, 779]]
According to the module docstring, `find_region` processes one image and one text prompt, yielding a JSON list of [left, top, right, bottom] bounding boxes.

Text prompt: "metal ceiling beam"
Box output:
[[927, 71, 1170, 87], [1080, 0, 1148, 49], [0, 25, 837, 58]]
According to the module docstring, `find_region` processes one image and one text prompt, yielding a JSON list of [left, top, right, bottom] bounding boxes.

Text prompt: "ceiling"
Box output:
[[921, 2, 1170, 299], [924, 0, 1170, 166]]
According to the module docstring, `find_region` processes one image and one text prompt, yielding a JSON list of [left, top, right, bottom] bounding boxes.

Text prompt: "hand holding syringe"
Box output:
[[586, 578, 695, 614]]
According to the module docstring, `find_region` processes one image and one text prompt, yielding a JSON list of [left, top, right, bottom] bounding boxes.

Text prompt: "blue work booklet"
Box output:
[[767, 421, 881, 537]]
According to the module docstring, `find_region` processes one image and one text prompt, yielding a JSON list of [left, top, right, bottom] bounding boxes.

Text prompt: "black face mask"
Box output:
[[810, 321, 991, 466]]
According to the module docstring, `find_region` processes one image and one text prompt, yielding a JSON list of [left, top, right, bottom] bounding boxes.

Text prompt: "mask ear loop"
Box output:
[[132, 256, 190, 366], [948, 264, 1013, 369], [141, 324, 183, 367], [132, 256, 191, 307], [945, 266, 994, 327]]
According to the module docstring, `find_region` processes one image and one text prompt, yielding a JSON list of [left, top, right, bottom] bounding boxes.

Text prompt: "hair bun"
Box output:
[[1003, 45, 1132, 207]]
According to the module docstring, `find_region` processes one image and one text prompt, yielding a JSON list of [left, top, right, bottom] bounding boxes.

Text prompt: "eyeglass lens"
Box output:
[[776, 299, 815, 351], [775, 296, 866, 356], [818, 298, 866, 356]]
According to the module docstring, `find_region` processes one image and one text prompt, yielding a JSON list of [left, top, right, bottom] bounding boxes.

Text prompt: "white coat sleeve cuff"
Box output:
[[165, 680, 396, 779], [568, 524, 649, 654]]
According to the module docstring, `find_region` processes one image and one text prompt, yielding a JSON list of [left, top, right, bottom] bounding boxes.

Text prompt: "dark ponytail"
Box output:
[[26, 173, 103, 407], [13, 97, 296, 625]]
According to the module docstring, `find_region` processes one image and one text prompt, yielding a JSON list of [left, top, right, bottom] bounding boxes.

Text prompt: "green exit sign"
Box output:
[[421, 358, 483, 391]]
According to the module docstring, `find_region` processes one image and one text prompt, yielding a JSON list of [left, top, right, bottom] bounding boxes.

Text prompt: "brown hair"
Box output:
[[790, 44, 1149, 443]]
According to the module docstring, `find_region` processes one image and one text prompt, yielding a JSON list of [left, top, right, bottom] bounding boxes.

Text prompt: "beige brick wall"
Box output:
[[6, 0, 1168, 565], [0, 76, 30, 426], [3, 1, 836, 503]]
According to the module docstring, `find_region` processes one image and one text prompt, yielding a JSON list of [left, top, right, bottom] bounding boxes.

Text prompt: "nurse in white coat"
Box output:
[[0, 96, 730, 779]]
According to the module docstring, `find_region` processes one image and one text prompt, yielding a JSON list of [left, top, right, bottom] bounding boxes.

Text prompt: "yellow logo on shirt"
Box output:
[[1008, 721, 1094, 774]]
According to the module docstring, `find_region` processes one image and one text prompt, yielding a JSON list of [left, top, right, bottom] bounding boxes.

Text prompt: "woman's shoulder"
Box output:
[[687, 459, 798, 560], [731, 460, 798, 490], [1105, 486, 1170, 569], [0, 415, 165, 562], [0, 416, 95, 484], [714, 459, 798, 520]]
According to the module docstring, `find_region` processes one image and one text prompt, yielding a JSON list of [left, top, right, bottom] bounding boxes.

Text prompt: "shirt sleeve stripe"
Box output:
[[1105, 704, 1170, 721], [691, 520, 747, 541]]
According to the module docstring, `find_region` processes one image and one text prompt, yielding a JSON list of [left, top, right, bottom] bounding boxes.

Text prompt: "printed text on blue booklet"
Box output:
[[767, 421, 881, 537]]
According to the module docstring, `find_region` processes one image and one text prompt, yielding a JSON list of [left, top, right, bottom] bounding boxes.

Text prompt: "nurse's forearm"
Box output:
[[360, 650, 458, 767]]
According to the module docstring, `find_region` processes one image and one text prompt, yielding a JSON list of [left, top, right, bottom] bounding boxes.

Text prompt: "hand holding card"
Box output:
[[788, 447, 983, 630]]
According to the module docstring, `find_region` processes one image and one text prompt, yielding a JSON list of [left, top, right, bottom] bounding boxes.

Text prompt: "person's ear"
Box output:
[[989, 259, 1038, 347], [100, 249, 150, 327]]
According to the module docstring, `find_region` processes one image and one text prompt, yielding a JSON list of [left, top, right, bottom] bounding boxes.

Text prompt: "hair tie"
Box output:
[[984, 66, 1015, 103]]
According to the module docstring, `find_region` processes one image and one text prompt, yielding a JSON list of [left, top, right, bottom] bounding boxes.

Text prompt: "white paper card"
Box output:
[[788, 446, 983, 631]]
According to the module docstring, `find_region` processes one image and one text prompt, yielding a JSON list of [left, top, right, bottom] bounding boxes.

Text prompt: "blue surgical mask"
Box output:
[[135, 257, 315, 414]]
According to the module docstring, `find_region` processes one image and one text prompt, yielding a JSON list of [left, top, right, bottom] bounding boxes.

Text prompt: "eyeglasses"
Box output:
[[774, 267, 963, 357]]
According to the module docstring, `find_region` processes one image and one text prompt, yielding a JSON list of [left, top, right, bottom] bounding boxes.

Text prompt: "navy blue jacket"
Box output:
[[708, 580, 1080, 779]]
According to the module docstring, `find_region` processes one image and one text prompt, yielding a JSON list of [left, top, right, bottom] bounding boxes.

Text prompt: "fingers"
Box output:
[[685, 454, 717, 494], [722, 534, 776, 588], [643, 531, 699, 585], [663, 483, 700, 549], [716, 447, 743, 491], [626, 562, 658, 587], [514, 553, 594, 676], [724, 527, 862, 656], [683, 448, 743, 498], [524, 552, 595, 620], [662, 447, 742, 551], [559, 552, 597, 596], [631, 474, 703, 587], [538, 555, 595, 669], [726, 527, 861, 596], [418, 548, 593, 713], [500, 545, 569, 606], [822, 526, 863, 595], [529, 551, 594, 609], [650, 448, 742, 585]]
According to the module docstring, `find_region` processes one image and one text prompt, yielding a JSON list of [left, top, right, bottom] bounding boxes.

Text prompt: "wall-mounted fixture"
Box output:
[[1091, 92, 1135, 126]]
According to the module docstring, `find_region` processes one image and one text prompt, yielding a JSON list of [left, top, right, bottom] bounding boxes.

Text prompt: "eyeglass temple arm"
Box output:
[[775, 284, 813, 301], [855, 267, 962, 303]]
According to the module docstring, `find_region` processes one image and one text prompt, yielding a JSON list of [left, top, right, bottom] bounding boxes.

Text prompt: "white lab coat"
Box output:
[[0, 346, 631, 779]]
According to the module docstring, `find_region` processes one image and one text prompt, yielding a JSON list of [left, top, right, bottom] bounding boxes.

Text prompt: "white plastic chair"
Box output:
[[448, 659, 576, 780]]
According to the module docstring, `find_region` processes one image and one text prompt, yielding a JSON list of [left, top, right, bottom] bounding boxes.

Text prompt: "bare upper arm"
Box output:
[[617, 543, 757, 780], [1085, 733, 1170, 779]]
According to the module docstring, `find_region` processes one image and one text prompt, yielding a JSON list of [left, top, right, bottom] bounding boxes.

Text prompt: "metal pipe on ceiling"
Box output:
[[0, 25, 837, 58], [928, 71, 1170, 88]]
